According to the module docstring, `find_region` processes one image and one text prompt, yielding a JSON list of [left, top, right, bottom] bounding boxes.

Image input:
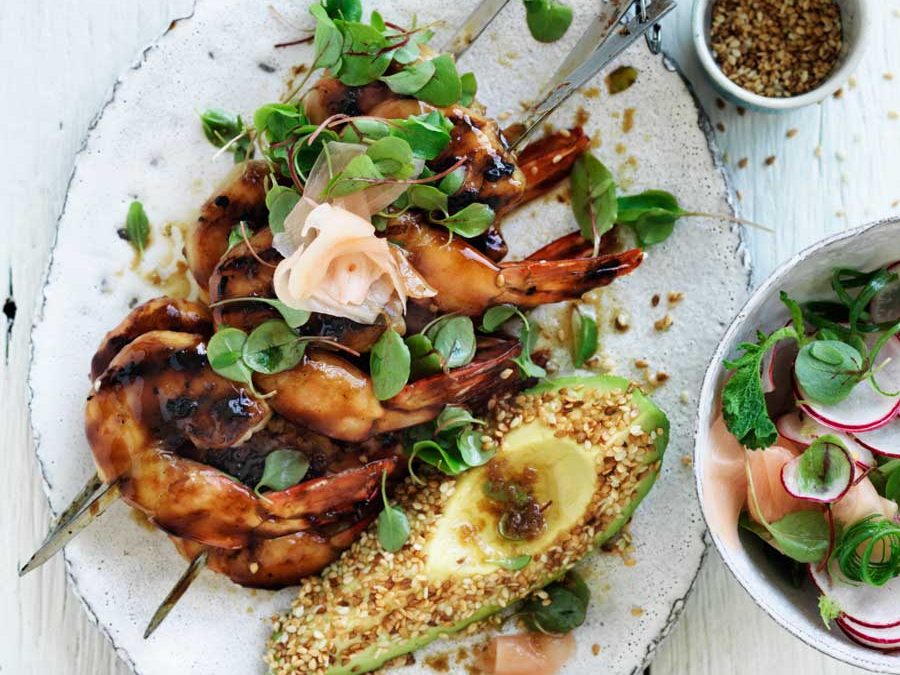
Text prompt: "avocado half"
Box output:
[[266, 375, 669, 675]]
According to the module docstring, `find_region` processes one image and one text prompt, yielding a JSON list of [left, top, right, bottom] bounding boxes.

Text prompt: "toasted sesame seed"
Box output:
[[265, 385, 659, 674], [654, 314, 673, 332], [709, 0, 842, 97]]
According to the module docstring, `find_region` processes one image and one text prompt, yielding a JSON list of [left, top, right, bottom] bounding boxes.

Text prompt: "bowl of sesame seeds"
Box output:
[[692, 0, 870, 111]]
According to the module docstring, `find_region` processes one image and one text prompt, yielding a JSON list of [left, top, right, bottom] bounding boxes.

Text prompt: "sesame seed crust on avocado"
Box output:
[[266, 376, 668, 675]]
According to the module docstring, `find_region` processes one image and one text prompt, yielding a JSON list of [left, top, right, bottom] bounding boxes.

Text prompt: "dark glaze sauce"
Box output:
[[96, 338, 267, 454], [483, 459, 547, 541]]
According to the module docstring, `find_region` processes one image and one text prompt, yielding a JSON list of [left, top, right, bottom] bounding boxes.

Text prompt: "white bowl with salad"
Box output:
[[695, 217, 900, 672]]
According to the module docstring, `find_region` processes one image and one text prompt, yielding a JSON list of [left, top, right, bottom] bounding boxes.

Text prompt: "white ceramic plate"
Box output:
[[695, 217, 900, 674], [29, 1, 750, 673]]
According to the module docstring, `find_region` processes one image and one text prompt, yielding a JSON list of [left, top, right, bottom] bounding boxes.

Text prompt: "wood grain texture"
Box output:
[[1, 1, 897, 674]]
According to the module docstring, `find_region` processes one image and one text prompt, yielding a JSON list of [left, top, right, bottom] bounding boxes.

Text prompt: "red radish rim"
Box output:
[[796, 381, 900, 433], [776, 411, 810, 446], [837, 617, 900, 646], [794, 334, 900, 432], [776, 411, 877, 469], [780, 442, 853, 504], [855, 434, 900, 459], [808, 565, 900, 629], [853, 416, 900, 459], [838, 620, 900, 652]]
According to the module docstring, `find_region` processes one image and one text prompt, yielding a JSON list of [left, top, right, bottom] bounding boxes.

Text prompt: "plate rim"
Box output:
[[25, 3, 749, 673]]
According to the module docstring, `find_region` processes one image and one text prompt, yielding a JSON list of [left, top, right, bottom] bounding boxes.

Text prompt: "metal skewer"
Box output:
[[543, 0, 636, 91], [509, 0, 676, 149], [144, 550, 209, 639], [443, 0, 511, 58], [19, 478, 121, 576]]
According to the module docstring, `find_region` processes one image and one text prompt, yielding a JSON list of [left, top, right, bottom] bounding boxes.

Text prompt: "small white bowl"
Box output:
[[694, 217, 900, 673], [692, 0, 871, 112]]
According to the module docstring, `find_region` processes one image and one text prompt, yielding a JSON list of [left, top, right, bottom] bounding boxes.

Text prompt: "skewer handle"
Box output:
[[510, 0, 677, 150]]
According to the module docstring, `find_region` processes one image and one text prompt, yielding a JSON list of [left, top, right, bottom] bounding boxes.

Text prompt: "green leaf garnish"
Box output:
[[323, 0, 362, 21], [571, 152, 617, 244], [380, 59, 437, 95], [242, 320, 307, 375], [722, 325, 799, 449], [200, 108, 252, 162], [265, 185, 301, 233], [434, 405, 485, 434], [480, 305, 545, 378], [389, 111, 453, 160], [310, 3, 345, 70], [481, 305, 518, 332], [520, 571, 589, 634], [365, 136, 415, 179], [438, 166, 466, 196], [405, 405, 494, 477], [335, 20, 392, 86], [616, 190, 687, 247], [434, 203, 495, 238], [426, 316, 477, 369], [327, 154, 383, 198], [209, 297, 310, 329], [570, 305, 598, 367], [744, 456, 830, 563], [414, 54, 462, 106], [489, 555, 532, 571], [370, 327, 411, 400], [459, 72, 477, 107], [255, 449, 310, 494], [124, 200, 150, 257], [818, 595, 842, 629], [523, 0, 573, 43], [407, 184, 449, 213], [207, 327, 257, 391], [377, 470, 410, 552], [795, 339, 864, 404]]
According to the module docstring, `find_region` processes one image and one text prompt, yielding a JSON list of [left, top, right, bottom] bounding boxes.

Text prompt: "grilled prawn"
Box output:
[[86, 314, 402, 549]]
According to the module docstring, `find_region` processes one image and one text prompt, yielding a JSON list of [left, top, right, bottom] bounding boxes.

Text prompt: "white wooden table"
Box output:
[[2, 1, 898, 674]]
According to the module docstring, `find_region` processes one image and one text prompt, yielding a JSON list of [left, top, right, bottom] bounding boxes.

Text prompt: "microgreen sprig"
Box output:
[[405, 406, 494, 479], [123, 200, 150, 258], [481, 305, 546, 378], [255, 449, 310, 495], [376, 470, 410, 552], [519, 571, 590, 634]]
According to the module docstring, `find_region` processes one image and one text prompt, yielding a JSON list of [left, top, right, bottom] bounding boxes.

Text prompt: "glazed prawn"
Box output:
[[26, 74, 645, 638], [86, 320, 401, 548]]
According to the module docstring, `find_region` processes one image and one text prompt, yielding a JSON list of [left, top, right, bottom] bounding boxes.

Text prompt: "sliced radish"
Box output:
[[810, 562, 900, 629], [796, 335, 900, 432], [781, 436, 853, 503], [762, 333, 799, 394], [776, 410, 875, 467], [838, 617, 900, 649], [869, 262, 900, 325], [854, 416, 900, 458]]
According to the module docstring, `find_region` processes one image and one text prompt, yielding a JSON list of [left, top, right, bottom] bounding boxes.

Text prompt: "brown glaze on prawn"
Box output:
[[171, 515, 374, 588], [90, 297, 212, 380], [307, 80, 525, 261], [387, 214, 645, 315], [85, 328, 401, 548], [256, 340, 523, 442], [185, 161, 270, 290]]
